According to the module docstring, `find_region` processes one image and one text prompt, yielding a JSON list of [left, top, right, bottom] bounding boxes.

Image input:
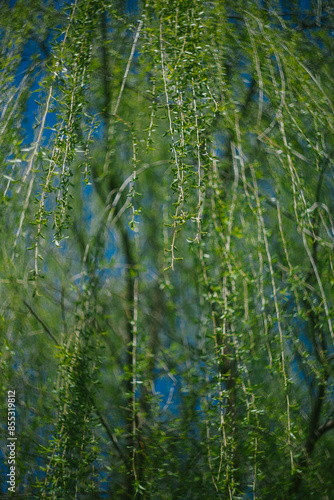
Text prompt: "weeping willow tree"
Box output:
[[1, 0, 334, 498]]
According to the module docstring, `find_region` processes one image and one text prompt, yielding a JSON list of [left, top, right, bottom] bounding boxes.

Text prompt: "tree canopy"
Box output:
[[1, 0, 334, 498]]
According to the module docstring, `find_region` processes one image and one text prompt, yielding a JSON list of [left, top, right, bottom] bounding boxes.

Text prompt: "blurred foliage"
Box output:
[[0, 0, 334, 498]]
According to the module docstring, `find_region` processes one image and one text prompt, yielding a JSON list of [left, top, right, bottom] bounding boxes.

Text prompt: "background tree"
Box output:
[[0, 0, 334, 498]]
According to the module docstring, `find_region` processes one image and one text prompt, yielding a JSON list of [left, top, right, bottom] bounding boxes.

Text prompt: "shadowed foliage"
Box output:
[[0, 0, 334, 498]]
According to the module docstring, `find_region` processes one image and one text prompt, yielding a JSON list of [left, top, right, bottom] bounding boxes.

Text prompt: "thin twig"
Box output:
[[113, 20, 143, 116], [23, 300, 59, 345]]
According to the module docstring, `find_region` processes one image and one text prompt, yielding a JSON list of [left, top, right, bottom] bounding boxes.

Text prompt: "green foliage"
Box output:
[[1, 0, 334, 498]]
